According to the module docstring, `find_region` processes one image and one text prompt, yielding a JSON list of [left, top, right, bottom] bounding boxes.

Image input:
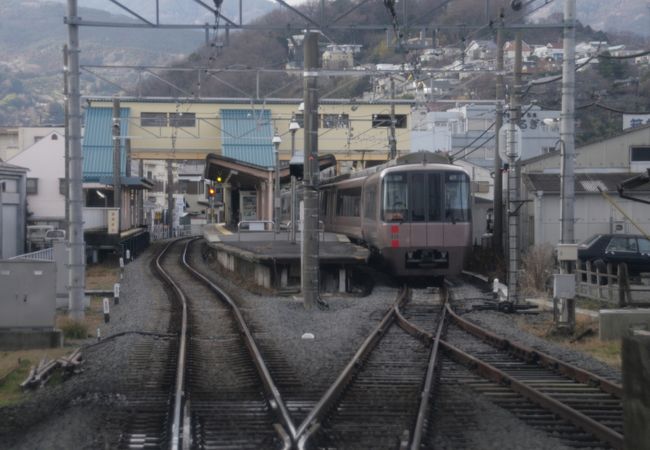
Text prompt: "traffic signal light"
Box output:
[[216, 175, 222, 183], [208, 185, 216, 197]]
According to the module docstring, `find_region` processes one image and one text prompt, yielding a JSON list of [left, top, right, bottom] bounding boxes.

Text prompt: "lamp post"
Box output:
[[272, 133, 282, 233], [289, 117, 300, 243]]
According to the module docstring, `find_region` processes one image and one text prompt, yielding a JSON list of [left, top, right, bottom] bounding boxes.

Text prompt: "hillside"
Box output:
[[534, 0, 650, 37]]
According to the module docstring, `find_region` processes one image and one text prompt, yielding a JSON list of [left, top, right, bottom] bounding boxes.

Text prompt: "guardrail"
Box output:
[[282, 220, 326, 242], [9, 247, 54, 261], [237, 220, 276, 241]]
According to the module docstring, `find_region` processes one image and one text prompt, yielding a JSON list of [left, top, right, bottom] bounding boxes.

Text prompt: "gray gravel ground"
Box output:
[[0, 241, 172, 450], [453, 280, 622, 383], [0, 240, 623, 449]]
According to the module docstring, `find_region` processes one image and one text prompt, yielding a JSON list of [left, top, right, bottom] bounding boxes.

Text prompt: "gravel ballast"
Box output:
[[0, 239, 624, 449]]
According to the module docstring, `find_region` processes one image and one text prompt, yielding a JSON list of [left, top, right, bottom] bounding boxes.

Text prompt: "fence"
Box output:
[[9, 247, 54, 261], [576, 260, 650, 307], [150, 224, 203, 241]]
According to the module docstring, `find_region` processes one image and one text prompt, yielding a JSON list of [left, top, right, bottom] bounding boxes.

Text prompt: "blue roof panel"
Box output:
[[220, 109, 274, 167], [82, 107, 130, 179]]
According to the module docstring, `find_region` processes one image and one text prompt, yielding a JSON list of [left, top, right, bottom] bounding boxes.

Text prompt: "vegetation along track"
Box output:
[[155, 238, 295, 449], [407, 285, 624, 449], [299, 286, 448, 449]]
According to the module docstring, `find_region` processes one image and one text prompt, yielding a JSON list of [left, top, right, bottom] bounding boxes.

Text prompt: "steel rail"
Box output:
[[439, 340, 624, 450], [396, 296, 624, 450], [445, 304, 623, 398], [153, 239, 189, 450], [403, 289, 448, 450], [294, 287, 411, 442], [180, 238, 297, 443]]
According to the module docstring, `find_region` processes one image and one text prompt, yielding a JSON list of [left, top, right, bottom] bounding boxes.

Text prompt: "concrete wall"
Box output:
[[623, 331, 650, 450], [599, 309, 650, 340], [528, 192, 650, 248]]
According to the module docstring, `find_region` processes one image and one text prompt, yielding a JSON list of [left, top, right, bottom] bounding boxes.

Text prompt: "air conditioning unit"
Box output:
[[611, 221, 627, 234]]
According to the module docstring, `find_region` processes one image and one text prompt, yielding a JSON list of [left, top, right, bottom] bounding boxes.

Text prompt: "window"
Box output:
[[336, 187, 362, 217], [606, 237, 638, 253], [141, 112, 168, 127], [372, 114, 407, 128], [444, 172, 470, 222], [26, 178, 38, 195], [631, 146, 650, 162], [363, 185, 377, 219], [382, 173, 408, 221], [169, 112, 196, 128], [322, 114, 349, 128], [638, 238, 650, 254], [59, 178, 67, 196]]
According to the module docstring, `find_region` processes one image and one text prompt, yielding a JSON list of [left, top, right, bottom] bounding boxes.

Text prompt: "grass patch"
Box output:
[[0, 348, 72, 406], [515, 314, 622, 370], [86, 261, 120, 290]]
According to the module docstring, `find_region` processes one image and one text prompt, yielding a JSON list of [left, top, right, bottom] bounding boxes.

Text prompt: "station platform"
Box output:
[[202, 224, 369, 292]]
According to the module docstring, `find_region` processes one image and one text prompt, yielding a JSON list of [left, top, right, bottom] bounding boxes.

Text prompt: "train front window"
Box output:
[[382, 173, 408, 222], [444, 173, 470, 223]]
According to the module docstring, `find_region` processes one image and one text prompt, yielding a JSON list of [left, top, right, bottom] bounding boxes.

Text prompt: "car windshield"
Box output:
[[579, 235, 602, 248]]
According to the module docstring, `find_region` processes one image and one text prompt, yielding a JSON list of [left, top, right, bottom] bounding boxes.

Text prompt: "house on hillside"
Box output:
[[520, 124, 650, 248], [8, 131, 65, 230]]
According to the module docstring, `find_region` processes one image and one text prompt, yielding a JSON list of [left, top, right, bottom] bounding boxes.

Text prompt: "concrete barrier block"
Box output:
[[599, 309, 650, 341], [623, 331, 650, 450]]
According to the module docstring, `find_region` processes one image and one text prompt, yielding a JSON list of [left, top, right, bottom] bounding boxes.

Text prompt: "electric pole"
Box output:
[[302, 31, 321, 310], [389, 77, 397, 160], [66, 0, 85, 320], [112, 98, 122, 217], [493, 24, 504, 256], [559, 0, 577, 331], [506, 32, 523, 307]]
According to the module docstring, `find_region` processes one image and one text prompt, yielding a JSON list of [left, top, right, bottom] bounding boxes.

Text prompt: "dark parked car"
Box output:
[[578, 234, 650, 275]]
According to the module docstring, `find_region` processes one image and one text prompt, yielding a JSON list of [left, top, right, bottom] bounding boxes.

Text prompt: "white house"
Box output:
[[8, 131, 65, 229]]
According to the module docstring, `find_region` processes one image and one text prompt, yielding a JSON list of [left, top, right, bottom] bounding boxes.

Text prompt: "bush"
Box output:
[[60, 319, 89, 340], [521, 244, 555, 295]]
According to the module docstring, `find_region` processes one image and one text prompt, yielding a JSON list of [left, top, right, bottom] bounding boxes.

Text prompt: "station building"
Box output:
[[83, 97, 412, 228]]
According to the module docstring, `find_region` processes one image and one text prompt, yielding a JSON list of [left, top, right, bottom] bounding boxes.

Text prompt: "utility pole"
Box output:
[[112, 98, 122, 217], [506, 32, 523, 307], [389, 77, 397, 160], [289, 118, 300, 244], [559, 0, 577, 331], [167, 160, 174, 238], [273, 133, 282, 233], [302, 31, 320, 310], [66, 0, 85, 320], [63, 45, 70, 236], [493, 24, 504, 256]]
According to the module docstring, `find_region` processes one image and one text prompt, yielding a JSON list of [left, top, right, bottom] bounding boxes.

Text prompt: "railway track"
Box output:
[[403, 286, 624, 450], [132, 238, 624, 449], [153, 238, 295, 449], [298, 287, 448, 449]]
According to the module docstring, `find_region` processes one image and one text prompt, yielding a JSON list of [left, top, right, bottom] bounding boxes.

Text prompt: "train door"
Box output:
[[426, 173, 444, 248], [408, 172, 428, 249]]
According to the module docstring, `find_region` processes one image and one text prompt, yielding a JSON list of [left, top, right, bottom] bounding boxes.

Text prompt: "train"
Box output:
[[282, 151, 472, 278]]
